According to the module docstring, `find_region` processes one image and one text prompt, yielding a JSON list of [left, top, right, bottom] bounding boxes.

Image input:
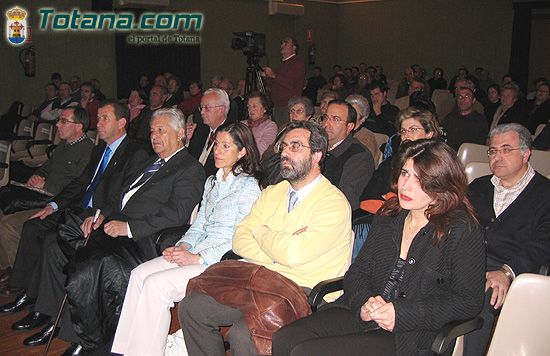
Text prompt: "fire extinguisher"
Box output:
[[19, 46, 36, 77], [308, 43, 316, 65]]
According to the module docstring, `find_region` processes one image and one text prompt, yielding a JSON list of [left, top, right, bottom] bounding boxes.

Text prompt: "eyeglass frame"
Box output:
[[398, 126, 425, 135], [487, 147, 522, 157], [56, 118, 78, 125], [275, 140, 312, 153], [199, 105, 224, 112]]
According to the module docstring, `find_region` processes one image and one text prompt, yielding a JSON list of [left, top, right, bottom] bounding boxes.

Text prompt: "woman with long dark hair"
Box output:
[[273, 139, 486, 356], [112, 122, 262, 355]]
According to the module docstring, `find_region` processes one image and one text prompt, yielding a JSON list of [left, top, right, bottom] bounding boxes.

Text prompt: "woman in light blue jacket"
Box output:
[[112, 123, 262, 356]]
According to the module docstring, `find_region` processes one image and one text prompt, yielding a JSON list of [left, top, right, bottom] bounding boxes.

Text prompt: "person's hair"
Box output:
[[203, 88, 230, 115], [409, 91, 436, 114], [189, 80, 203, 90], [332, 73, 348, 87], [80, 81, 93, 91], [215, 122, 263, 181], [58, 81, 71, 89], [369, 80, 388, 92], [333, 64, 342, 71], [397, 107, 441, 139], [432, 67, 444, 76], [538, 82, 550, 93], [151, 108, 186, 143], [99, 100, 129, 129], [67, 106, 90, 132], [379, 139, 476, 243], [320, 90, 340, 102], [501, 82, 520, 97], [128, 87, 146, 101], [487, 83, 500, 94], [456, 87, 474, 96], [345, 94, 370, 118], [328, 99, 356, 124], [246, 91, 273, 116], [314, 66, 322, 72], [284, 120, 328, 161], [210, 74, 224, 83], [534, 77, 548, 87], [502, 73, 514, 81], [489, 123, 532, 153], [287, 96, 314, 116], [51, 72, 62, 80], [46, 82, 58, 91], [168, 75, 181, 88], [454, 78, 475, 91], [410, 77, 425, 89]]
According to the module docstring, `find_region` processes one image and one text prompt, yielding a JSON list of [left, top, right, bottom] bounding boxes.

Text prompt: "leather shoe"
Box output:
[[23, 322, 57, 346], [62, 343, 84, 356], [0, 292, 35, 313], [12, 311, 50, 330]]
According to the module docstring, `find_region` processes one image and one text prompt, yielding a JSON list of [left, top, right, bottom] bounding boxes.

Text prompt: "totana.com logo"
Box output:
[[5, 6, 30, 45]]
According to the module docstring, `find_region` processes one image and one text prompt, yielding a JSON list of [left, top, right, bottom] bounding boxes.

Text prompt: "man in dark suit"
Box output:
[[23, 108, 205, 354], [0, 100, 148, 334], [464, 123, 550, 355], [187, 88, 231, 177]]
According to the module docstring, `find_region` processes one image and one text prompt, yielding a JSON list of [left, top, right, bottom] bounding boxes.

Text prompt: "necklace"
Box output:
[[404, 214, 427, 243]]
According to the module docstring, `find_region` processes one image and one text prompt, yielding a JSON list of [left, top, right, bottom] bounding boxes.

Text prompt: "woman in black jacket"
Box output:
[[273, 139, 486, 356]]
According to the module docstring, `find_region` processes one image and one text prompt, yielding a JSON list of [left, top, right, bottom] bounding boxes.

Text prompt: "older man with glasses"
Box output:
[[464, 123, 550, 355]]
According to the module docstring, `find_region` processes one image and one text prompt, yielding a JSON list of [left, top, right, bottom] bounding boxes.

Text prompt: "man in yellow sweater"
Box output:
[[179, 120, 353, 356]]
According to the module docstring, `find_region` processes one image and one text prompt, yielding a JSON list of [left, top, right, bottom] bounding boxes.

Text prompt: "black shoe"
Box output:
[[0, 292, 35, 313], [62, 343, 84, 356], [23, 323, 57, 347], [12, 311, 50, 330]]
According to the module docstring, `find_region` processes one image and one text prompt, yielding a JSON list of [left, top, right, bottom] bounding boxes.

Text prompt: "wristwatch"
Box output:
[[197, 253, 204, 265]]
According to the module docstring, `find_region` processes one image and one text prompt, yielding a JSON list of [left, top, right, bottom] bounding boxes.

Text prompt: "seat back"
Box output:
[[386, 79, 399, 101], [431, 89, 455, 120], [535, 124, 546, 138], [11, 118, 34, 153], [457, 143, 489, 167], [28, 122, 54, 157], [464, 162, 492, 183], [486, 274, 550, 356], [0, 140, 11, 187], [530, 149, 550, 177], [372, 132, 389, 167]]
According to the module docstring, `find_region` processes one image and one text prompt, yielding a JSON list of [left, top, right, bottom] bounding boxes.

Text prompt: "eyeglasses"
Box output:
[[322, 114, 344, 124], [56, 118, 77, 125], [276, 141, 311, 153], [199, 105, 223, 112], [487, 147, 521, 157], [289, 108, 305, 115], [398, 127, 424, 135]]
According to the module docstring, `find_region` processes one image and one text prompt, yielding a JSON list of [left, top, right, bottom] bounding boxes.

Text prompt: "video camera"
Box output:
[[231, 31, 266, 59]]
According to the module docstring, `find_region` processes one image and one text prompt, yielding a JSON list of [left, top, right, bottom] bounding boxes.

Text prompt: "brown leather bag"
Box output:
[[186, 260, 312, 355]]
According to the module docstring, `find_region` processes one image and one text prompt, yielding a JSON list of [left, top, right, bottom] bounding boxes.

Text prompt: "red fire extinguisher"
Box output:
[[19, 46, 36, 77]]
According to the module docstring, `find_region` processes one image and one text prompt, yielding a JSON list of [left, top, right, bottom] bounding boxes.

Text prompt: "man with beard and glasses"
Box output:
[[178, 120, 353, 356]]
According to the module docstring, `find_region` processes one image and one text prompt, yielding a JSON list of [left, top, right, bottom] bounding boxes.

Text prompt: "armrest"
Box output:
[[308, 276, 344, 311], [220, 250, 243, 261], [154, 225, 191, 256], [26, 139, 53, 158], [431, 317, 483, 354]]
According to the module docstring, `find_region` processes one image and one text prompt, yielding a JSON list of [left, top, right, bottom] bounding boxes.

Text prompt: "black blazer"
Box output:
[[52, 136, 150, 217], [109, 148, 206, 260], [335, 209, 486, 356], [469, 173, 550, 275]]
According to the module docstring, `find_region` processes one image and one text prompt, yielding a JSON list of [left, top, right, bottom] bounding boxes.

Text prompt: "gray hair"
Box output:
[[489, 123, 532, 153], [203, 88, 230, 116], [287, 96, 314, 116], [151, 108, 186, 143], [284, 120, 328, 161], [345, 94, 371, 118]]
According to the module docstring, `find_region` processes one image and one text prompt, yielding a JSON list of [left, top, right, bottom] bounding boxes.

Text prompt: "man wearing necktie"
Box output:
[[179, 120, 352, 356], [1, 100, 150, 347], [26, 108, 205, 355]]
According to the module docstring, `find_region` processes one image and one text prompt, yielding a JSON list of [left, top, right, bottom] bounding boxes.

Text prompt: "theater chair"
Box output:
[[464, 162, 492, 184], [0, 140, 11, 187], [8, 118, 34, 161], [486, 274, 550, 356], [530, 148, 550, 177], [20, 121, 56, 167], [431, 89, 454, 120], [457, 143, 489, 168]]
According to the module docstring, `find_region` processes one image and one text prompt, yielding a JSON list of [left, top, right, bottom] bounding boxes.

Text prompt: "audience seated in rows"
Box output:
[[242, 91, 278, 156]]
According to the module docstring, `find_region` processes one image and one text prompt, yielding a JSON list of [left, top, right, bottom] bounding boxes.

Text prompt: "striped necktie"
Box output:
[[129, 158, 165, 191]]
